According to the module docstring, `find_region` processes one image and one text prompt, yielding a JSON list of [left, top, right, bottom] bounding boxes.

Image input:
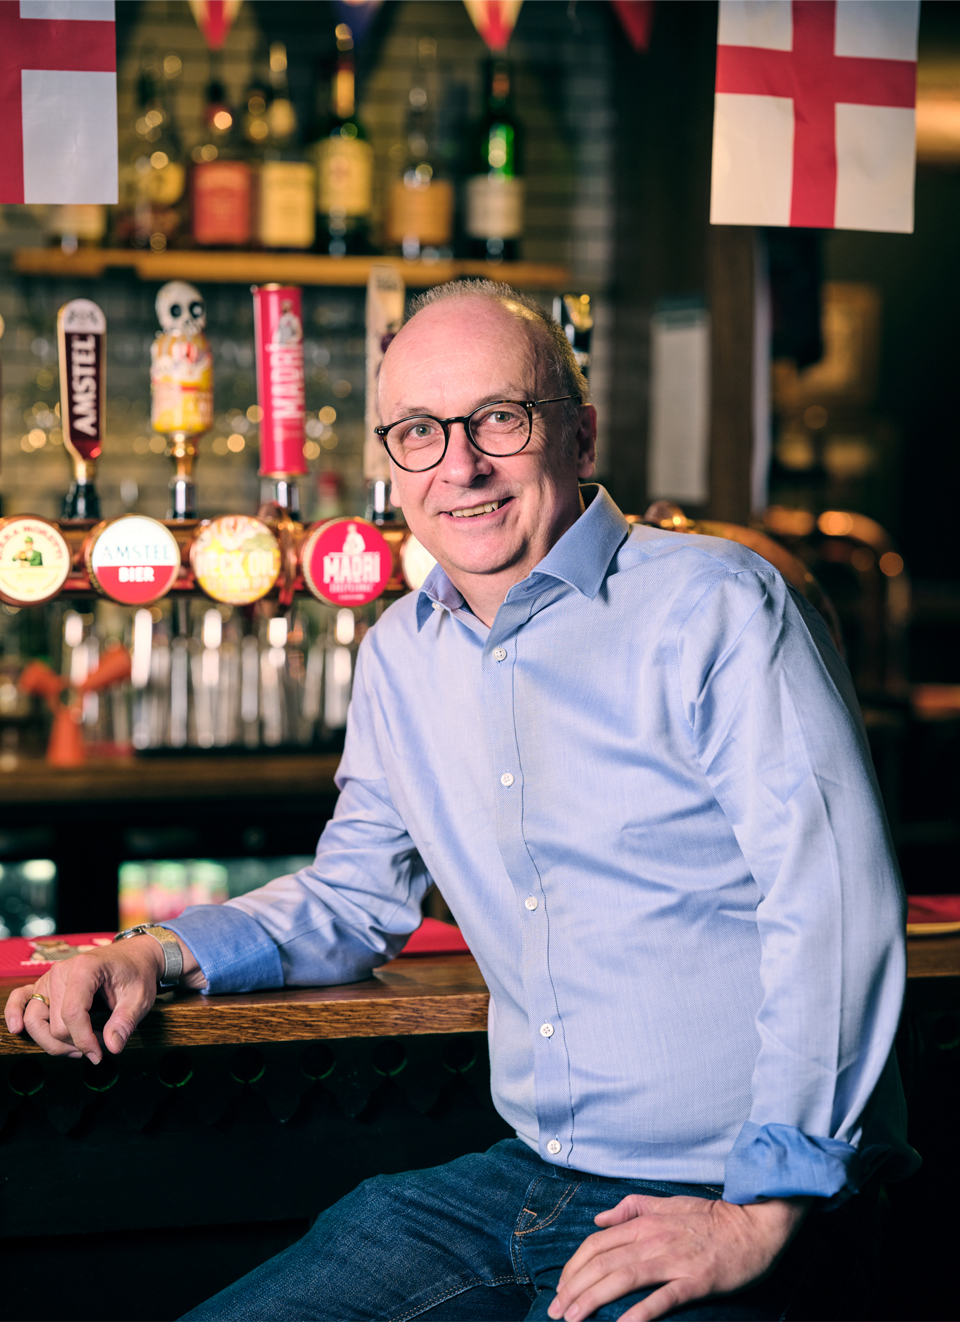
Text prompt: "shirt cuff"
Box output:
[[723, 1121, 888, 1207], [163, 904, 284, 994]]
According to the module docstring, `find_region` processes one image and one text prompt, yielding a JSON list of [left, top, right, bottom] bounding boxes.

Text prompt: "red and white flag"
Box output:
[[710, 0, 919, 233], [0, 0, 116, 205], [188, 0, 242, 52], [463, 0, 523, 52]]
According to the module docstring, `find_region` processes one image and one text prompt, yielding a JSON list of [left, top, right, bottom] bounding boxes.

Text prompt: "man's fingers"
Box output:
[[594, 1193, 663, 1226], [102, 997, 149, 1055], [4, 983, 35, 1034], [56, 995, 104, 1063], [18, 1001, 89, 1058], [618, 1280, 696, 1322], [550, 1244, 672, 1322]]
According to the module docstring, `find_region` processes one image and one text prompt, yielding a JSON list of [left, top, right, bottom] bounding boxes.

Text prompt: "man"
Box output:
[[6, 283, 915, 1322]]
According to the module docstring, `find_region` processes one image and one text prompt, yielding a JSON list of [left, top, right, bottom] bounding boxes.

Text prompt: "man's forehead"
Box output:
[[381, 302, 539, 399]]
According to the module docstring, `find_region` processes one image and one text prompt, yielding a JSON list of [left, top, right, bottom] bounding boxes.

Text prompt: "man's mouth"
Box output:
[[447, 498, 508, 519]]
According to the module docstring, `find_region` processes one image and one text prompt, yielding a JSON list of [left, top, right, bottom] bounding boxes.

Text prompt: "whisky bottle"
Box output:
[[122, 56, 186, 252], [254, 42, 316, 251], [308, 25, 374, 256], [385, 37, 454, 260], [465, 57, 523, 262], [190, 71, 252, 247]]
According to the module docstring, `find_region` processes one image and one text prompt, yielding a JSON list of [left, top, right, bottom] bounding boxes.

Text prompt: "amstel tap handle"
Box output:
[[57, 299, 106, 520], [151, 281, 214, 520]]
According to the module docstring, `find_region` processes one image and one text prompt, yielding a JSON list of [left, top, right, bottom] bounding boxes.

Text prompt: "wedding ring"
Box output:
[[29, 993, 50, 1008]]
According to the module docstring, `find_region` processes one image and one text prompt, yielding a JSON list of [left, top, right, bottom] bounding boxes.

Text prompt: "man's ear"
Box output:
[[575, 404, 598, 480]]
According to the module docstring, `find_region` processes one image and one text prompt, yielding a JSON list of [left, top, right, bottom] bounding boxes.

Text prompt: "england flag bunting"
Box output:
[[188, 0, 242, 52], [710, 0, 919, 233], [0, 0, 117, 205], [463, 0, 523, 52]]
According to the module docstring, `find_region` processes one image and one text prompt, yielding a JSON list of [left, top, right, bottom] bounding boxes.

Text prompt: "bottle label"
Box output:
[[150, 331, 214, 436], [466, 175, 524, 240], [192, 161, 252, 246], [386, 178, 454, 247], [0, 517, 71, 607], [317, 137, 373, 216], [50, 205, 106, 242], [301, 517, 393, 606], [191, 515, 281, 605], [57, 299, 106, 462], [256, 161, 316, 249], [252, 285, 308, 476], [142, 161, 186, 206], [87, 516, 181, 606]]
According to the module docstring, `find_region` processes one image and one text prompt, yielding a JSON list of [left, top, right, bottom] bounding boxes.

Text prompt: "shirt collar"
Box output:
[[415, 485, 630, 630]]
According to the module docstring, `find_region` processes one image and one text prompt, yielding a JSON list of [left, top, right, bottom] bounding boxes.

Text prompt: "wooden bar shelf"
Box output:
[[0, 752, 342, 804], [11, 248, 572, 290]]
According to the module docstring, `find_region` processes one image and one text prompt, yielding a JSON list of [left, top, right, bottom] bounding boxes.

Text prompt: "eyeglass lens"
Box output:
[[385, 402, 530, 470]]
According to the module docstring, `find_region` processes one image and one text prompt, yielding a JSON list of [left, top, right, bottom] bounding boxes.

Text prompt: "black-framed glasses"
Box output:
[[374, 395, 581, 473]]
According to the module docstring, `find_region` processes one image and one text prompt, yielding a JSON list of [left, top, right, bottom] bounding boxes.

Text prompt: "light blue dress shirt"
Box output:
[[168, 486, 918, 1204]]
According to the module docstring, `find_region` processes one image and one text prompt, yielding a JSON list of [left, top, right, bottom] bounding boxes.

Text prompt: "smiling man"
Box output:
[[7, 283, 915, 1322]]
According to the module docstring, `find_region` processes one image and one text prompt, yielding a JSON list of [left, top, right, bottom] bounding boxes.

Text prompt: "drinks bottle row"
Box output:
[[48, 27, 525, 264]]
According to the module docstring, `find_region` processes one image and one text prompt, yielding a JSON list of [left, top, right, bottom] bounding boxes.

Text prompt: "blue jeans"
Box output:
[[182, 1139, 876, 1321]]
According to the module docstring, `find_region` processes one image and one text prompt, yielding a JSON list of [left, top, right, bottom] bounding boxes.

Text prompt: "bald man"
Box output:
[[7, 283, 914, 1322]]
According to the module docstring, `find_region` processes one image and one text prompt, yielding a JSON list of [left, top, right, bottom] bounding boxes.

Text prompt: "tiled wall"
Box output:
[[0, 0, 615, 524]]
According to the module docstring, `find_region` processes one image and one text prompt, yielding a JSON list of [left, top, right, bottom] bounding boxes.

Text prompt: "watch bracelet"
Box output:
[[114, 924, 184, 987]]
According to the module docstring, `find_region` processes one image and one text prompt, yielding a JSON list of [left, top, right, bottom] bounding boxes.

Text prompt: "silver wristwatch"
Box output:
[[114, 924, 184, 988]]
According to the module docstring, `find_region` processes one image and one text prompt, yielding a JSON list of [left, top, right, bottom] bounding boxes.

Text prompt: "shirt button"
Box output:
[[524, 896, 538, 911], [546, 1139, 562, 1155], [493, 646, 507, 661], [500, 772, 515, 787], [431, 601, 443, 611], [539, 1022, 554, 1038]]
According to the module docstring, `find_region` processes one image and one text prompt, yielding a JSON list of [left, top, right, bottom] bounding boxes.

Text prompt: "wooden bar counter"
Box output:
[[0, 952, 489, 1054]]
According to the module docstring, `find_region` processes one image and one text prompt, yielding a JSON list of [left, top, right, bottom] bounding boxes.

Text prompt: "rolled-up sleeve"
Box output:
[[166, 642, 433, 995], [678, 567, 916, 1204]]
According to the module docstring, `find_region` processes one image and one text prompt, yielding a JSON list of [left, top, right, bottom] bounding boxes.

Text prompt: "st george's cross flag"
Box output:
[[0, 0, 117, 204], [710, 0, 919, 233], [463, 0, 524, 52]]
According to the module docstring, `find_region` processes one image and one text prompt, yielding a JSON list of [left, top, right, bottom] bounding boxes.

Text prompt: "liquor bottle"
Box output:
[[47, 205, 107, 254], [121, 56, 186, 252], [190, 69, 252, 247], [253, 42, 316, 251], [553, 294, 593, 378], [385, 39, 454, 260], [240, 50, 272, 153], [308, 25, 374, 256], [465, 57, 523, 262]]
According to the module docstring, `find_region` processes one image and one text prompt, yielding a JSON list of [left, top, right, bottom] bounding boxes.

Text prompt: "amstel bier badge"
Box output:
[[190, 515, 281, 606], [301, 517, 392, 607], [86, 516, 181, 605], [0, 516, 71, 607]]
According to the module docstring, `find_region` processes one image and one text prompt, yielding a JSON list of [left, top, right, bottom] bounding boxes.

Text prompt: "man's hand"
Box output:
[[547, 1192, 810, 1322], [3, 934, 204, 1064]]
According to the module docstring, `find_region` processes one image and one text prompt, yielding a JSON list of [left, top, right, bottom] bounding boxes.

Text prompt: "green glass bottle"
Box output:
[[465, 57, 523, 262]]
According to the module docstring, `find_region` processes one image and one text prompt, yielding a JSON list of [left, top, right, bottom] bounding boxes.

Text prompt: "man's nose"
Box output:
[[438, 421, 493, 481]]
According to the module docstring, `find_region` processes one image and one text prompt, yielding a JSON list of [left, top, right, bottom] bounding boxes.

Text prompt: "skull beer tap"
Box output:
[[151, 281, 214, 520]]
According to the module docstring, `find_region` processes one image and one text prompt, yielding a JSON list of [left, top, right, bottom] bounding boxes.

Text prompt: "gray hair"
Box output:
[[406, 279, 588, 408]]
